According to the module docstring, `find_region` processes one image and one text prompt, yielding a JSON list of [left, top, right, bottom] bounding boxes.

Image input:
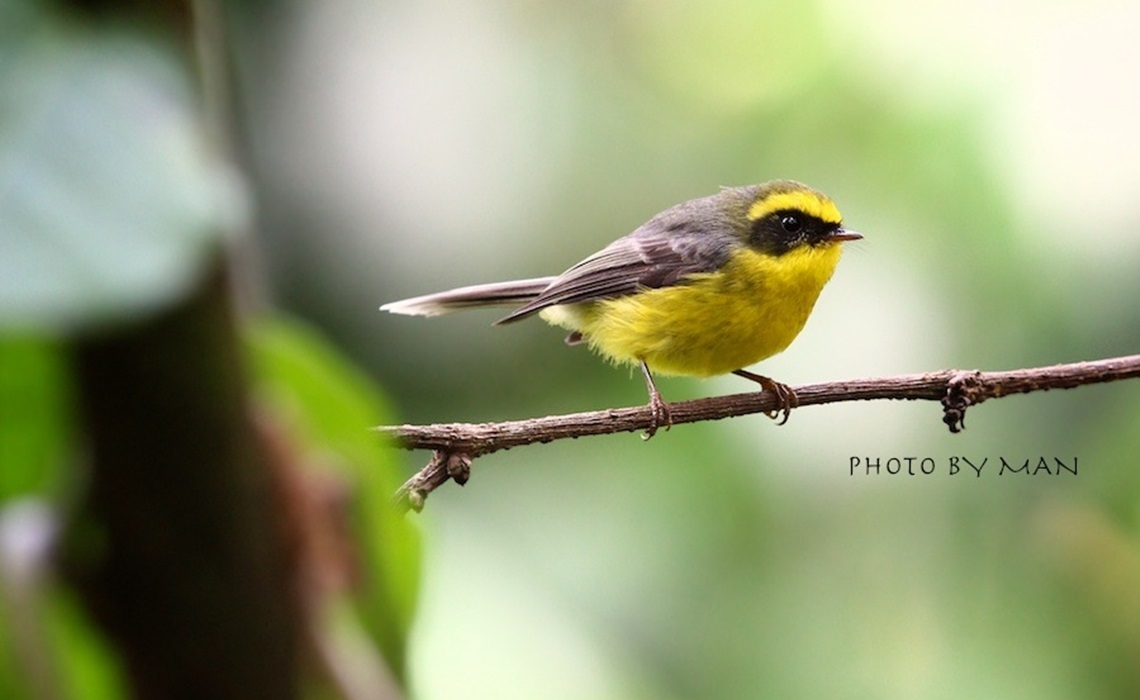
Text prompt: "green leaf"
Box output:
[[0, 6, 248, 331], [0, 336, 70, 502], [246, 315, 421, 681]]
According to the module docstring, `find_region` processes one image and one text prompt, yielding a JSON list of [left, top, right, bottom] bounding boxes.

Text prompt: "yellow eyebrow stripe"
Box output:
[[748, 190, 842, 225]]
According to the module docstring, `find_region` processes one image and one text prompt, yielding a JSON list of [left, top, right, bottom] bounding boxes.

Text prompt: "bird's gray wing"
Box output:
[[495, 212, 736, 325]]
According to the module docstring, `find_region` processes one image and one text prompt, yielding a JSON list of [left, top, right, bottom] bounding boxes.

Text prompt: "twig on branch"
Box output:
[[381, 355, 1140, 512]]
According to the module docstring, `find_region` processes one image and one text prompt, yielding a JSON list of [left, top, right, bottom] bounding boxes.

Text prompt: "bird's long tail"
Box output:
[[380, 277, 556, 317]]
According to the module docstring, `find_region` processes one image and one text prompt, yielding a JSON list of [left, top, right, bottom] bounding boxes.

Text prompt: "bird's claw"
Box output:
[[642, 389, 673, 440], [733, 369, 798, 425], [760, 378, 798, 425], [638, 360, 674, 440]]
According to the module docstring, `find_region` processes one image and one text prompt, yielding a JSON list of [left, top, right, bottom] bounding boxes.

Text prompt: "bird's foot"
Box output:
[[639, 360, 673, 440], [732, 369, 799, 425], [643, 385, 673, 440]]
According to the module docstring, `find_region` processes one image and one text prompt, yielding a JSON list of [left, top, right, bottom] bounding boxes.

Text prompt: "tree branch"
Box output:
[[381, 355, 1140, 512]]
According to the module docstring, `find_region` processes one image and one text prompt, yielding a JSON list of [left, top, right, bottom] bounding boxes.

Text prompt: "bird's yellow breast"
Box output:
[[540, 243, 845, 377]]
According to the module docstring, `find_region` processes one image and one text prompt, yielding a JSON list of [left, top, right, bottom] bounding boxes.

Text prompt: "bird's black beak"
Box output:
[[829, 227, 863, 242]]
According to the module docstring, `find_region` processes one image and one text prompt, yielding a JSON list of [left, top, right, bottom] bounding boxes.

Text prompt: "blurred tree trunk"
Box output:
[[66, 261, 300, 699]]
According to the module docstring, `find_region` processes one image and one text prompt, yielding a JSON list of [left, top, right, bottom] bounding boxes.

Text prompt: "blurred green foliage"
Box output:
[[0, 0, 421, 696], [0, 336, 124, 699], [247, 316, 421, 679], [0, 338, 70, 501], [0, 0, 245, 332], [0, 317, 422, 697]]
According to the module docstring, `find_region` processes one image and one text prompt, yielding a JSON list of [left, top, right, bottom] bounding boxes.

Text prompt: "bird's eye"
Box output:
[[780, 214, 802, 233]]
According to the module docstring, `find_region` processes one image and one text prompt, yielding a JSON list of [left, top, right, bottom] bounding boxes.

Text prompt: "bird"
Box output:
[[382, 180, 861, 437]]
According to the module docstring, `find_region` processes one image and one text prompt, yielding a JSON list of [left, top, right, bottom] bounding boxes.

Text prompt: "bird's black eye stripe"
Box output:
[[749, 208, 831, 255]]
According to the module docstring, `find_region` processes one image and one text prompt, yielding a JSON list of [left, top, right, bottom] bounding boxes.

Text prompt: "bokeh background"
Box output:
[[253, 1, 1140, 697], [4, 0, 1140, 698]]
